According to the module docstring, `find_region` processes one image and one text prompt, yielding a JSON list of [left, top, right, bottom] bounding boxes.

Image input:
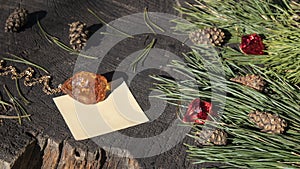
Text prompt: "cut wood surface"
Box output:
[[0, 0, 205, 168]]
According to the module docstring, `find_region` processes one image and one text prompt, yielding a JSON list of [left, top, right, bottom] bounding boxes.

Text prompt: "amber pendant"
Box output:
[[61, 71, 110, 104]]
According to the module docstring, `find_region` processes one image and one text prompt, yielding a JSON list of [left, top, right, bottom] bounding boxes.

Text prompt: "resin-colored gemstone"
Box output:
[[61, 71, 109, 104], [183, 98, 212, 124]]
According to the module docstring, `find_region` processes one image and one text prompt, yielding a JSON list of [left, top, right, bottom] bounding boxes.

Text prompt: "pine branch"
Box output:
[[152, 49, 300, 168], [159, 1, 300, 166], [174, 0, 300, 84]]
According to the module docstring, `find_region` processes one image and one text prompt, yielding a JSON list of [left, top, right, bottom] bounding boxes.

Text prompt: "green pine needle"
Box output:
[[174, 0, 300, 84], [130, 38, 156, 72], [144, 8, 165, 34], [0, 99, 11, 107], [37, 20, 97, 59], [152, 49, 300, 168], [87, 8, 134, 39], [4, 53, 49, 74], [3, 85, 31, 124], [0, 114, 31, 119], [15, 79, 30, 105]]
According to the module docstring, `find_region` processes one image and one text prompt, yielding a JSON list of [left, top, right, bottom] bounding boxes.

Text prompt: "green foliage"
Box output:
[[153, 49, 300, 168], [154, 42, 300, 168], [154, 0, 300, 166], [174, 0, 300, 84]]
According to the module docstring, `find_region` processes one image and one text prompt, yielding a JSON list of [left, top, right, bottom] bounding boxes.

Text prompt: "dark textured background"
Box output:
[[0, 0, 206, 168]]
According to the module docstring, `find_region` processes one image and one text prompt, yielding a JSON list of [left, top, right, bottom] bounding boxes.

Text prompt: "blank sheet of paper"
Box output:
[[53, 82, 149, 140]]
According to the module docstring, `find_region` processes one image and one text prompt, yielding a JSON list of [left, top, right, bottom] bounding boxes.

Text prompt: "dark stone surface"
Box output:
[[0, 0, 203, 168]]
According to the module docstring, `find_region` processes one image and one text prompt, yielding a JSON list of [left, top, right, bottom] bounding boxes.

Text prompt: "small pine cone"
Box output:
[[69, 21, 89, 51], [189, 27, 225, 46], [230, 74, 266, 91], [195, 129, 228, 146], [249, 111, 287, 134], [5, 8, 28, 32]]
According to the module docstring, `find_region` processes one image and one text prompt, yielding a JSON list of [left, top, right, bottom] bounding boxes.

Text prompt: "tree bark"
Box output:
[[0, 0, 202, 168]]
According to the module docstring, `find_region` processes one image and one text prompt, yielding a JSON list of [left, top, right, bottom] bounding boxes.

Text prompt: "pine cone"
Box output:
[[69, 21, 89, 51], [230, 74, 266, 91], [5, 8, 28, 32], [195, 129, 227, 146], [189, 27, 225, 46], [249, 111, 287, 134]]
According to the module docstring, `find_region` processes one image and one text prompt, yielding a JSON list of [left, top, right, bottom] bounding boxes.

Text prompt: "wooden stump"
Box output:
[[0, 0, 203, 168]]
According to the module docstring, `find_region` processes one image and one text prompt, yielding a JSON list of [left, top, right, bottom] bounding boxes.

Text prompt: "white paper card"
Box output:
[[53, 82, 149, 140]]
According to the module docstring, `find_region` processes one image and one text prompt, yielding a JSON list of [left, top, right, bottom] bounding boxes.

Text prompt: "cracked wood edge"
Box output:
[[0, 133, 141, 169], [0, 0, 200, 168]]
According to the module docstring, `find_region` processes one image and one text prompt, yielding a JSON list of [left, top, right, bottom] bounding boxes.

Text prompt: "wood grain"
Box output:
[[0, 0, 203, 168]]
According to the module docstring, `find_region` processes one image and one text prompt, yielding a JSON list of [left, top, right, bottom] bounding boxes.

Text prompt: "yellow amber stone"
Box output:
[[61, 71, 109, 104]]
